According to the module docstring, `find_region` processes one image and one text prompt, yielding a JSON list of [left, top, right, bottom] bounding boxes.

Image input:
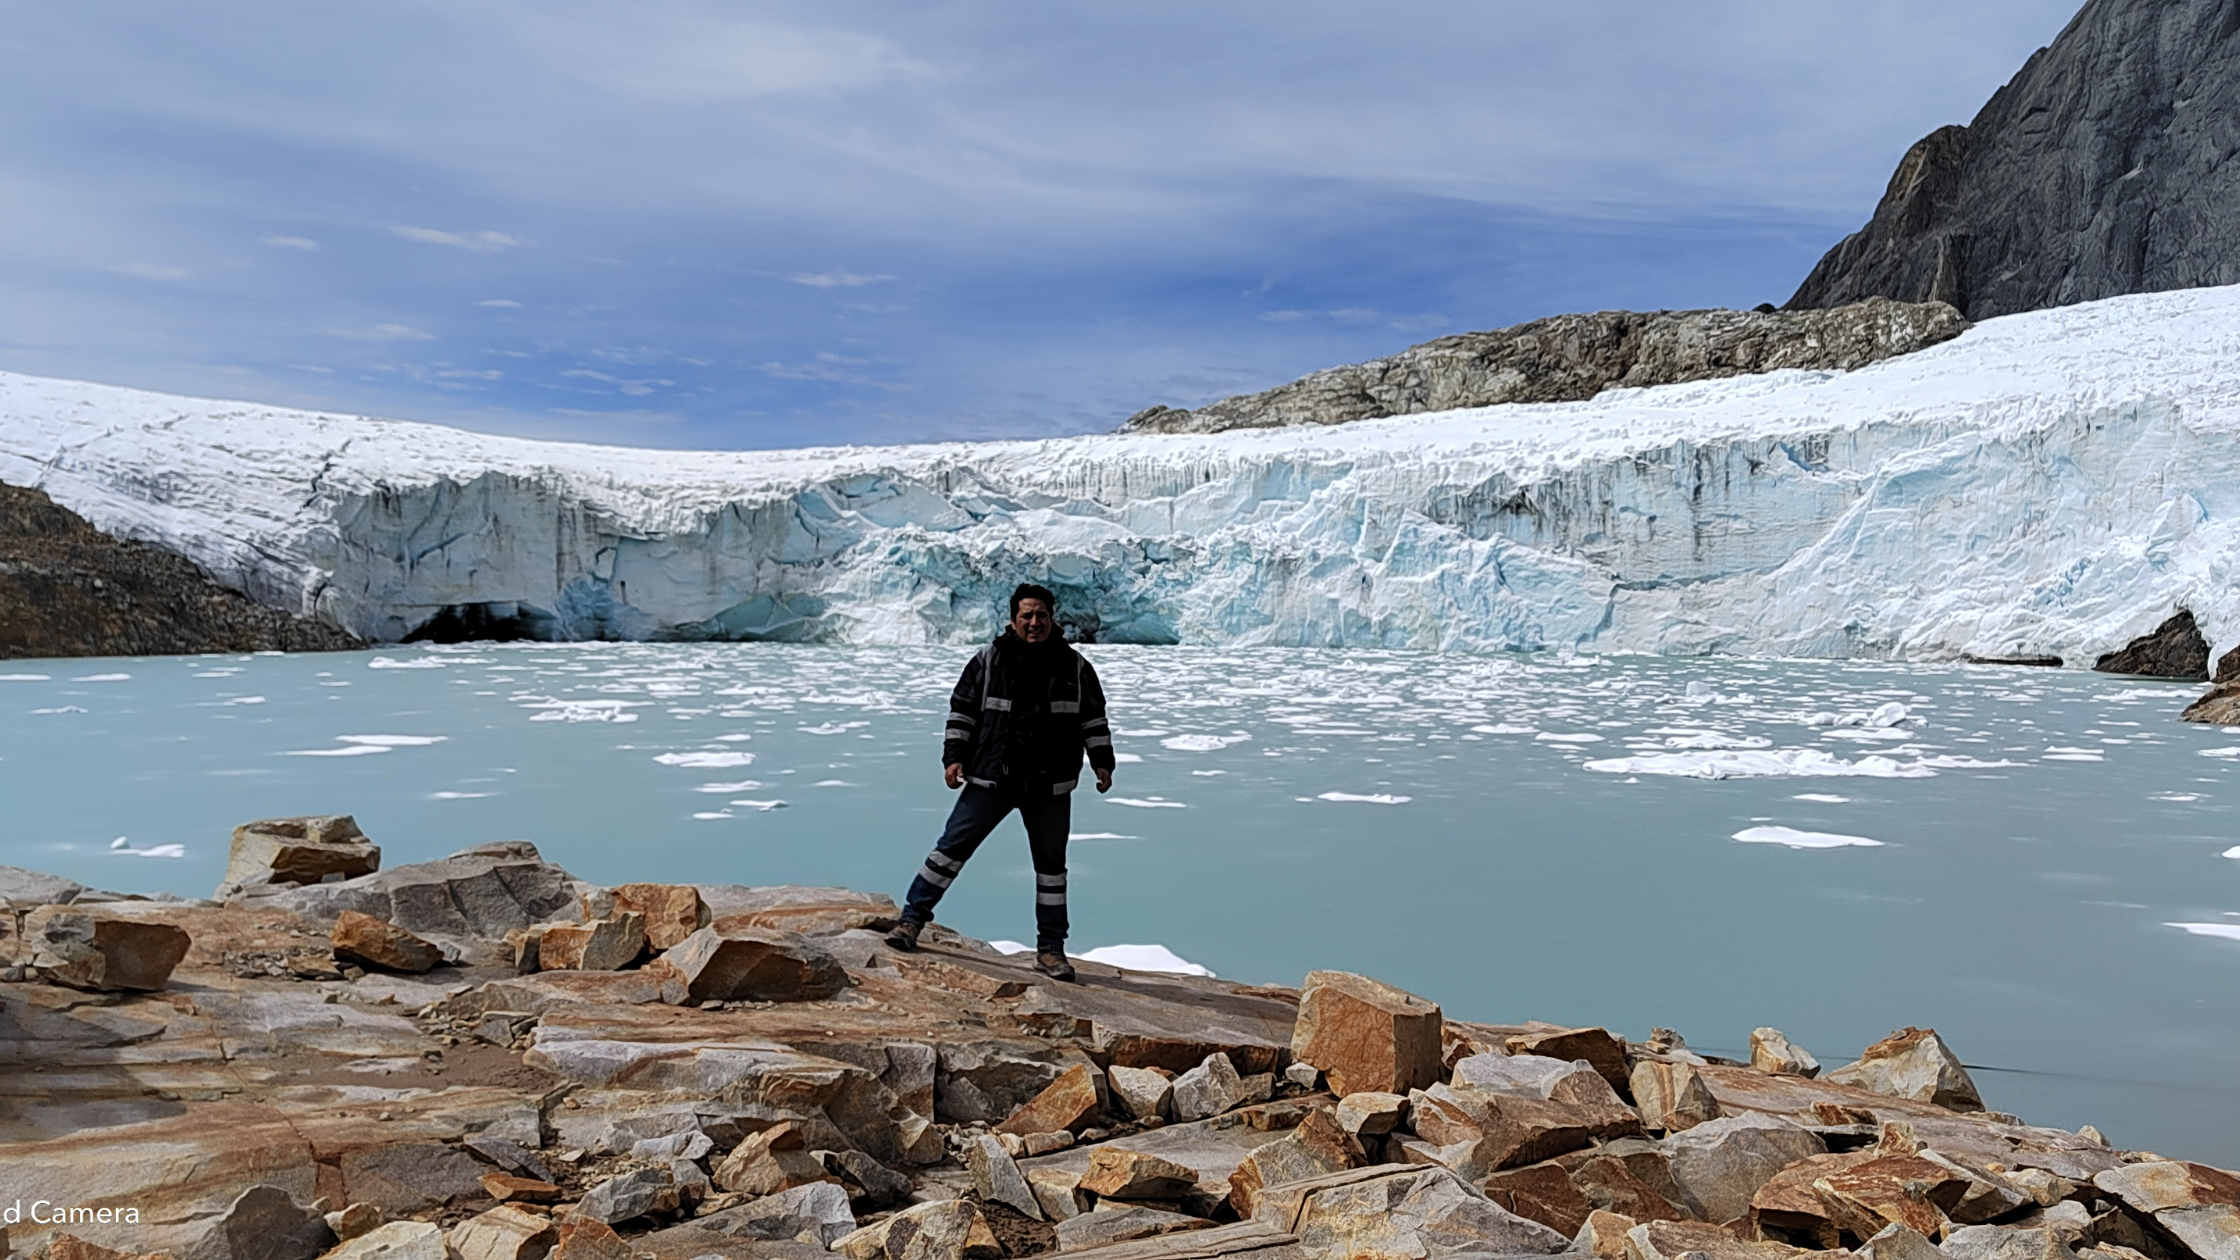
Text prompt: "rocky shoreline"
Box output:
[[3, 816, 2234, 1260]]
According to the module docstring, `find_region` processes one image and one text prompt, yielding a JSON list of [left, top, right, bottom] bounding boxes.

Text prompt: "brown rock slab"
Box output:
[[831, 1200, 1001, 1260], [1484, 1161, 1597, 1237], [1826, 1028, 1983, 1112], [537, 912, 646, 972], [1291, 1165, 1571, 1258], [613, 883, 711, 950], [551, 1220, 632, 1260], [997, 1062, 1103, 1136], [1228, 1110, 1364, 1218], [1661, 1112, 1828, 1225], [1578, 1211, 1638, 1260], [713, 1122, 840, 1196], [330, 910, 442, 974], [479, 1174, 561, 1204], [1749, 1028, 1822, 1079], [1108, 1065, 1174, 1122], [1056, 1206, 1213, 1252], [1080, 1149, 1201, 1200], [221, 815, 380, 893], [49, 1236, 179, 1260], [1748, 1150, 1879, 1247], [2094, 1162, 2240, 1260], [969, 1134, 1046, 1221], [448, 1206, 559, 1260], [1289, 970, 1443, 1097], [1332, 1091, 1406, 1137], [1408, 1083, 1643, 1174], [1624, 1220, 1819, 1260], [1814, 1152, 1966, 1239], [23, 906, 190, 991], [1506, 1026, 1633, 1097], [1631, 1060, 1722, 1133], [657, 926, 846, 1003]]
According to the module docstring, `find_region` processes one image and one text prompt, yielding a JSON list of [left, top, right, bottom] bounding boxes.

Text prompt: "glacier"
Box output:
[[5, 285, 2240, 661]]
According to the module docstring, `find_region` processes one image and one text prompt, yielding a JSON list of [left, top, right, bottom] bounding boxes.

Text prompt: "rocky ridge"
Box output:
[[1120, 300, 1969, 435], [0, 480, 358, 659], [3, 815, 2233, 1260], [1787, 0, 2240, 320]]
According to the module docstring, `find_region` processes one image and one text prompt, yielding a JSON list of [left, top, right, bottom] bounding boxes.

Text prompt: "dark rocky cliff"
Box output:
[[0, 481, 359, 659], [1789, 0, 2240, 318]]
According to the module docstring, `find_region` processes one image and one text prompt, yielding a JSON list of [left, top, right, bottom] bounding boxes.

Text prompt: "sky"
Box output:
[[0, 1, 2087, 451]]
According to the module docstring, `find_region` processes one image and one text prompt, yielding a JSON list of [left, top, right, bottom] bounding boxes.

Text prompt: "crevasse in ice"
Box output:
[[6, 285, 2240, 659]]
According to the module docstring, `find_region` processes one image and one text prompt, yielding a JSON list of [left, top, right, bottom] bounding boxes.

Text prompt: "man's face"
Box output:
[[1011, 598, 1055, 643]]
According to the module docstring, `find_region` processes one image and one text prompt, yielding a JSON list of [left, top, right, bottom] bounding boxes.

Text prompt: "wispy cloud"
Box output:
[[327, 323, 436, 341], [393, 226, 524, 253], [786, 271, 894, 289], [107, 262, 191, 282], [758, 351, 894, 387], [562, 367, 671, 396], [477, 298, 522, 308], [261, 235, 319, 251], [1259, 308, 1448, 333]]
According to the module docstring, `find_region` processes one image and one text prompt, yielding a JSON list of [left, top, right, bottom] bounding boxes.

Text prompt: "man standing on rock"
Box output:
[[885, 583, 1116, 981]]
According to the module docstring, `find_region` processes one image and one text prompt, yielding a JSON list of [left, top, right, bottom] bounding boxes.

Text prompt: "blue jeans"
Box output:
[[902, 785, 1071, 948]]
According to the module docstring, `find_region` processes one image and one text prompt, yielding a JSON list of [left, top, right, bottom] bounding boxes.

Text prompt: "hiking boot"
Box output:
[[884, 919, 923, 952], [1034, 949, 1077, 983]]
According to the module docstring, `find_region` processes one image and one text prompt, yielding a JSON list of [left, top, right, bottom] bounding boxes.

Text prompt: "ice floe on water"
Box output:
[[1069, 832, 1135, 840], [285, 744, 391, 757], [653, 751, 756, 768], [989, 940, 1214, 976], [1793, 793, 1851, 803], [1584, 748, 1936, 779], [108, 837, 186, 858], [2165, 922, 2240, 942], [0, 674, 50, 681], [1108, 797, 1186, 808], [338, 734, 447, 747], [2198, 748, 2240, 759], [431, 791, 491, 800], [1535, 732, 1605, 744], [1161, 732, 1251, 751], [1733, 826, 1887, 850], [72, 673, 130, 683], [1316, 791, 1412, 804], [2223, 846, 2240, 860]]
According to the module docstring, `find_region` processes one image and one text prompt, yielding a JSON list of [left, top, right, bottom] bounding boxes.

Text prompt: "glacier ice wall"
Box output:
[[5, 285, 2240, 663]]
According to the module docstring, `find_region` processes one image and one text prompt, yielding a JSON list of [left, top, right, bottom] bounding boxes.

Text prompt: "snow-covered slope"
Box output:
[[6, 286, 2240, 659]]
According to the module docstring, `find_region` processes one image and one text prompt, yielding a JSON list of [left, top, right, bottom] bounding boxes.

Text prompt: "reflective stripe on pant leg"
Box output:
[[1035, 870, 1067, 905], [918, 850, 963, 888]]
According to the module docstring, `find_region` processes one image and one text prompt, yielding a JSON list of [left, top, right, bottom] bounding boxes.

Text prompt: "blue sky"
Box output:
[[0, 1, 2082, 450]]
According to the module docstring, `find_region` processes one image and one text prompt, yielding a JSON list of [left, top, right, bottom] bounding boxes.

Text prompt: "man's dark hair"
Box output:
[[1010, 583, 1057, 616]]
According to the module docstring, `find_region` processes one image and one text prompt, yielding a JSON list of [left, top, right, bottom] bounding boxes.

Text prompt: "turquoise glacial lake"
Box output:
[[2, 643, 2235, 1162]]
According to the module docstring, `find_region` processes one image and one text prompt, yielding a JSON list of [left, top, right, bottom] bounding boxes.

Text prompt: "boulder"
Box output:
[[1748, 1150, 1878, 1246], [218, 815, 379, 896], [1942, 1226, 2076, 1260], [1107, 1065, 1174, 1122], [551, 1220, 632, 1260], [1290, 970, 1443, 1097], [329, 910, 442, 974], [447, 1207, 558, 1260], [1171, 1052, 1249, 1122], [1662, 1112, 1828, 1225], [712, 1121, 838, 1196], [2094, 611, 2211, 680], [1054, 1207, 1211, 1252], [0, 864, 119, 905], [1290, 1166, 1571, 1260], [698, 1182, 859, 1248], [1812, 1153, 1973, 1239], [1027, 1169, 1091, 1222], [1078, 1148, 1200, 1200], [1484, 1161, 1597, 1237], [1284, 1062, 1322, 1089], [1858, 1224, 1949, 1260], [244, 842, 585, 949], [831, 1200, 1000, 1260], [1577, 1210, 1639, 1260], [2094, 1162, 2240, 1260], [1407, 1082, 1644, 1175], [656, 926, 846, 1003], [1458, 1053, 1624, 1106], [24, 907, 189, 991], [324, 1223, 446, 1260], [825, 1150, 914, 1212], [465, 1136, 555, 1183], [995, 1062, 1102, 1136], [1506, 1026, 1634, 1097], [612, 882, 711, 950], [1630, 1060, 1722, 1132], [2181, 684, 2240, 726], [1826, 1028, 1983, 1111], [576, 1167, 676, 1225], [46, 1239, 177, 1260], [1750, 1028, 1821, 1079], [538, 912, 646, 972], [1229, 1110, 1366, 1217], [325, 1206, 384, 1243], [1565, 1148, 1691, 1225], [967, 1134, 1044, 1221], [1624, 1219, 1820, 1260], [197, 1185, 336, 1260], [1333, 1091, 1408, 1136], [335, 1141, 492, 1214]]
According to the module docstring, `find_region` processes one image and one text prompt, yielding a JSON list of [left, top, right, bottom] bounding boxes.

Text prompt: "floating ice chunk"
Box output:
[[2199, 748, 2240, 759], [285, 744, 391, 757], [2223, 846, 2240, 859], [113, 843, 187, 858], [1686, 682, 1714, 698], [1536, 732, 1606, 744], [654, 751, 757, 768], [801, 722, 868, 735], [1191, 769, 1227, 776], [987, 940, 1032, 955], [713, 733, 752, 742], [431, 791, 492, 799], [1108, 797, 1186, 808], [1793, 793, 1851, 803], [1316, 791, 1412, 804], [1914, 755, 2026, 769], [1733, 826, 1886, 849], [1113, 753, 1144, 763], [224, 696, 266, 705], [1117, 729, 1169, 737], [0, 674, 52, 681], [1069, 832, 1136, 840], [697, 780, 761, 792], [109, 837, 129, 850], [1584, 748, 1935, 779], [728, 798, 788, 811], [367, 657, 446, 669], [72, 673, 131, 682], [812, 779, 855, 787], [2149, 792, 2204, 802], [1471, 723, 1537, 734], [2166, 922, 2240, 942], [2042, 746, 2105, 762], [1076, 944, 1215, 977], [1664, 732, 1771, 750], [691, 811, 734, 820], [1868, 702, 1911, 728], [337, 734, 447, 747], [31, 706, 88, 715], [525, 699, 647, 722], [1161, 732, 1251, 751]]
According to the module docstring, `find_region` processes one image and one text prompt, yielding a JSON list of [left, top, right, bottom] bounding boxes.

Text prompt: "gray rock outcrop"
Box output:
[[2094, 609, 2211, 680], [1789, 0, 2240, 319], [1121, 299, 1967, 434]]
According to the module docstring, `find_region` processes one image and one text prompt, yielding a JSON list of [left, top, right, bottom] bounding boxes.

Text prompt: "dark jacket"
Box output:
[[942, 631, 1115, 795]]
